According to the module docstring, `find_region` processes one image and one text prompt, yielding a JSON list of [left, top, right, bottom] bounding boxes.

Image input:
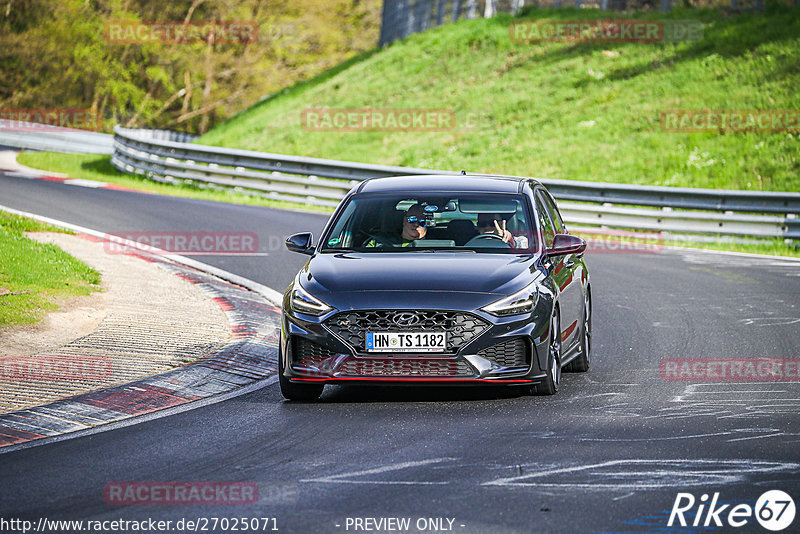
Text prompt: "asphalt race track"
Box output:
[[2, 172, 800, 533]]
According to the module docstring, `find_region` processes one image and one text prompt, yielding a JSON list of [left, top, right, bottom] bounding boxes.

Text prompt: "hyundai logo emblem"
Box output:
[[393, 312, 421, 326]]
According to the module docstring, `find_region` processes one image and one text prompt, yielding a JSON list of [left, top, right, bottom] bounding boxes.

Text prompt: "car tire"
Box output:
[[279, 346, 324, 401], [535, 311, 561, 395], [565, 289, 591, 373]]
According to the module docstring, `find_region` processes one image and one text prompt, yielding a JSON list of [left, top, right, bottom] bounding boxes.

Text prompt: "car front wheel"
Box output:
[[535, 311, 561, 395], [279, 346, 324, 401]]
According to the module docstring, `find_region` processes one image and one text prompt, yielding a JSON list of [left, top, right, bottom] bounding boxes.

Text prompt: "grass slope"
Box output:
[[15, 152, 330, 212], [0, 211, 100, 327], [199, 6, 800, 192]]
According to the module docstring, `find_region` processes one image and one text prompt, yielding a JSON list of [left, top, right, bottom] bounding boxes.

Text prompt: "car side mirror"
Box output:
[[546, 234, 586, 257], [285, 232, 314, 255]]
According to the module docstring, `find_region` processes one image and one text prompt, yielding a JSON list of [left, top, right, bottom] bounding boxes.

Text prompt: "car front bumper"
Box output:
[[280, 303, 552, 387]]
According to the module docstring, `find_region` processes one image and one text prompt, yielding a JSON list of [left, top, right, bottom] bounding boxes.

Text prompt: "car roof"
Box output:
[[356, 174, 543, 194]]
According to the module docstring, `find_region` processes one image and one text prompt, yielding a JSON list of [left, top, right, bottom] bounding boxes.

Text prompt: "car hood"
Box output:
[[299, 252, 539, 297]]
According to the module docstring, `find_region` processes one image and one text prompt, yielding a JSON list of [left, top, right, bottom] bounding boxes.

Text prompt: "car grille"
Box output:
[[292, 337, 475, 378], [338, 358, 474, 377], [324, 310, 490, 353], [477, 338, 528, 368], [292, 337, 337, 369]]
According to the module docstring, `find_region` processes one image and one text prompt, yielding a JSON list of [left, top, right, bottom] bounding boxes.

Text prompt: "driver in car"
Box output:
[[364, 204, 427, 247], [476, 213, 528, 248]]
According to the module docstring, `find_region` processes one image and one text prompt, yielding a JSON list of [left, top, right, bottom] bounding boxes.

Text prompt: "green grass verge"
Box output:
[[199, 6, 800, 192], [659, 237, 799, 258], [0, 210, 101, 328], [15, 152, 331, 213]]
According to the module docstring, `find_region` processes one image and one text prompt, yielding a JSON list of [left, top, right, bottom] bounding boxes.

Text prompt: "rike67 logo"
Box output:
[[668, 490, 795, 531]]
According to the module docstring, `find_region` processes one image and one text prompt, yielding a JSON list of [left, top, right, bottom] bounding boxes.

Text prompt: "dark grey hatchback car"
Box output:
[[280, 174, 591, 401]]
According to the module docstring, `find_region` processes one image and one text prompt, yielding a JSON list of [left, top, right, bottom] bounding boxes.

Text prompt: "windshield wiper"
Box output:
[[407, 248, 477, 253]]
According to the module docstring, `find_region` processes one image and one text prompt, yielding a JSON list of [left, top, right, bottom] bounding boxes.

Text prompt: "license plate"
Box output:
[[365, 332, 447, 353]]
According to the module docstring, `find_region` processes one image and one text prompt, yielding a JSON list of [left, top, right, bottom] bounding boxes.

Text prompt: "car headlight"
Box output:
[[481, 281, 539, 317], [290, 283, 333, 316]]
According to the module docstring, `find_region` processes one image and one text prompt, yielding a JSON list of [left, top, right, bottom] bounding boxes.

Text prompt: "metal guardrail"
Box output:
[[112, 126, 800, 241], [0, 122, 114, 155]]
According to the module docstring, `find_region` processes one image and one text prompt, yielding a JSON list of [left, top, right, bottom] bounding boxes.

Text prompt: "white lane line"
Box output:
[[0, 203, 284, 306], [688, 390, 789, 394], [63, 178, 108, 188], [727, 432, 786, 442], [742, 317, 800, 326], [667, 245, 800, 263], [573, 432, 733, 442], [300, 457, 455, 486], [482, 459, 800, 490]]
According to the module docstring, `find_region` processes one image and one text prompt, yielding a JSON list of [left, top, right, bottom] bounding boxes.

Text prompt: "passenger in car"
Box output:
[[476, 214, 529, 248], [364, 204, 427, 247]]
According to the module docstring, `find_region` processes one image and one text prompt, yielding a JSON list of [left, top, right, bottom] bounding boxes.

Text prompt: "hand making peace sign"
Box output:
[[493, 219, 513, 244]]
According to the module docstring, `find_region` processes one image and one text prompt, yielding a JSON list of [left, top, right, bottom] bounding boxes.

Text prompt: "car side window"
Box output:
[[535, 195, 555, 248], [540, 192, 565, 234]]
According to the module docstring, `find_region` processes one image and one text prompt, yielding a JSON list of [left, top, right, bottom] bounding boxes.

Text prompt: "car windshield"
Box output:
[[322, 193, 537, 253]]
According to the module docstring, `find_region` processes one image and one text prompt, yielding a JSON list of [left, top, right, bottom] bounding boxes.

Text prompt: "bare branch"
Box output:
[[174, 90, 243, 123]]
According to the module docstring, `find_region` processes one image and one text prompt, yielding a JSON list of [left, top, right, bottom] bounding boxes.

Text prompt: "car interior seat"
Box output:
[[447, 219, 478, 246]]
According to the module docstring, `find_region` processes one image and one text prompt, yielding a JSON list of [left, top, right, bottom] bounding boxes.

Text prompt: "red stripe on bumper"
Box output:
[[291, 377, 535, 384]]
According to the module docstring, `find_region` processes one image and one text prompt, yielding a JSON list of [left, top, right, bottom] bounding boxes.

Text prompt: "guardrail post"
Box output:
[[436, 0, 446, 25], [466, 0, 478, 19], [785, 218, 800, 241], [380, 0, 400, 45]]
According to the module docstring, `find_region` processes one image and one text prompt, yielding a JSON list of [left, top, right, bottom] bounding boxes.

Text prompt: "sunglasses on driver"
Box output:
[[405, 216, 428, 226]]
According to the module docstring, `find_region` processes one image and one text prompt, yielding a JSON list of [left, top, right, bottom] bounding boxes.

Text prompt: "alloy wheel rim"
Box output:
[[583, 294, 591, 364], [550, 315, 561, 387]]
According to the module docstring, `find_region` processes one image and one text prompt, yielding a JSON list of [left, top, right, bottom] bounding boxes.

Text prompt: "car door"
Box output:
[[535, 190, 582, 352]]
